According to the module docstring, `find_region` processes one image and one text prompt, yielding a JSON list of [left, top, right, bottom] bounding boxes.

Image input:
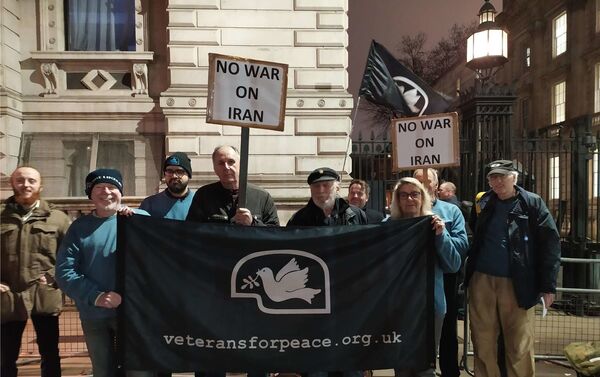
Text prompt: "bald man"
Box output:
[[1, 167, 71, 377]]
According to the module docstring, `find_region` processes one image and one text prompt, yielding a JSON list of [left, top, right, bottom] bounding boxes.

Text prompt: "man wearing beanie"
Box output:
[[140, 152, 195, 220], [56, 168, 151, 377]]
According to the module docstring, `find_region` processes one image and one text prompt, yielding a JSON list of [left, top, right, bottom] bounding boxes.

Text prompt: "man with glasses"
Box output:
[[140, 152, 195, 220], [465, 160, 560, 377], [414, 169, 468, 377]]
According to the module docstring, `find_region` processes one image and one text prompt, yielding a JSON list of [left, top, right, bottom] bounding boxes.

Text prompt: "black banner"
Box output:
[[117, 215, 435, 373], [359, 40, 449, 116]]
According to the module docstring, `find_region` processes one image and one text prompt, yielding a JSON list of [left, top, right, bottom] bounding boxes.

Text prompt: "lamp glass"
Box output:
[[467, 35, 474, 62]]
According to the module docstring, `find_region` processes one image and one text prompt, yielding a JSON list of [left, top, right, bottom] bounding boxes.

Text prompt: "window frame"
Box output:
[[552, 11, 567, 58], [549, 156, 560, 200], [552, 80, 566, 124]]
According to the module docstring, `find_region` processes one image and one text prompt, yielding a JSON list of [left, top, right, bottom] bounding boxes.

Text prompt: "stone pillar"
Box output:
[[0, 0, 24, 197]]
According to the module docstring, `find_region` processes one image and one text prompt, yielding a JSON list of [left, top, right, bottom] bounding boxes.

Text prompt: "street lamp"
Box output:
[[466, 0, 508, 85]]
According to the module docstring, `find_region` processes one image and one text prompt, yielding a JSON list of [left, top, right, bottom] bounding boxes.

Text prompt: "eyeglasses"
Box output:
[[164, 169, 187, 177], [397, 191, 422, 200]]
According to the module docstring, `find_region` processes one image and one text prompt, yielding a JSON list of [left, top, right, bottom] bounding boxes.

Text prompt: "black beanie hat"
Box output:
[[85, 169, 124, 199], [164, 152, 192, 178]]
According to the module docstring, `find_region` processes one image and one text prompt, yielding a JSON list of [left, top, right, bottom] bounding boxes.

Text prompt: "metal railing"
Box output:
[[460, 257, 600, 376]]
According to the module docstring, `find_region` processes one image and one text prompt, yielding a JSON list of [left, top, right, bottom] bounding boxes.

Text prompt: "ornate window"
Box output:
[[31, 0, 151, 97]]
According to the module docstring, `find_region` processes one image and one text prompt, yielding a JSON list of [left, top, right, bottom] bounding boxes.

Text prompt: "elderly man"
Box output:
[[466, 160, 560, 377], [347, 179, 384, 223], [414, 169, 469, 377], [1, 167, 70, 377], [56, 169, 150, 377], [288, 167, 366, 377], [186, 146, 278, 377], [140, 152, 195, 220], [186, 145, 279, 226], [288, 168, 367, 226]]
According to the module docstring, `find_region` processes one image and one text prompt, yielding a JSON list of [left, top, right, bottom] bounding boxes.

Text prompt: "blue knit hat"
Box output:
[[85, 169, 123, 199]]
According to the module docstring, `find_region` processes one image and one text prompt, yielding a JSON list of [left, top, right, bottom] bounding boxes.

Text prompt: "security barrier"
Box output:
[[461, 258, 600, 375]]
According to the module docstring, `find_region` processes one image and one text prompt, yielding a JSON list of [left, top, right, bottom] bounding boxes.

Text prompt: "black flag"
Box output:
[[359, 40, 449, 116], [117, 215, 436, 373]]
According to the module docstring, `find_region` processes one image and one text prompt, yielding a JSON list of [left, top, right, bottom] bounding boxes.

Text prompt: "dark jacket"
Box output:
[[465, 186, 561, 309], [363, 207, 385, 224], [186, 182, 279, 226], [1, 198, 71, 322], [287, 197, 367, 226]]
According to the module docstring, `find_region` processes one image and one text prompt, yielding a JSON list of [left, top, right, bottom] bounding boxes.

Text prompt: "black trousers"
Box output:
[[438, 273, 460, 377], [1, 315, 61, 377]]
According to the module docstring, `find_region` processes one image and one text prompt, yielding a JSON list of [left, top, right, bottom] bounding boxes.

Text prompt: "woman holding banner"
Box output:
[[389, 177, 461, 377]]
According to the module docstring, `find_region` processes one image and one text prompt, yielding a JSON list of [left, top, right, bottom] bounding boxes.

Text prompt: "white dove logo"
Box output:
[[256, 258, 321, 304], [392, 76, 429, 116], [231, 250, 331, 314]]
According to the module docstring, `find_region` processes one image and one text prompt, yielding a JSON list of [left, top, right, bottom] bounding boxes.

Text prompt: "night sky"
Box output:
[[347, 0, 502, 98]]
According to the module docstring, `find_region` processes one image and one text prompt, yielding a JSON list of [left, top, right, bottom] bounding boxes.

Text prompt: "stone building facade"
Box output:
[[0, 0, 353, 222]]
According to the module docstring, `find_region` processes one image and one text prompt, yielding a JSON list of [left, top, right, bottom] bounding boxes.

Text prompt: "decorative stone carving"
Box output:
[[41, 62, 58, 96], [133, 64, 148, 95]]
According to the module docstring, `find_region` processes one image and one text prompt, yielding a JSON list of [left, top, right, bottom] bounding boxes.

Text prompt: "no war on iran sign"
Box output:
[[206, 53, 288, 131], [391, 112, 460, 171]]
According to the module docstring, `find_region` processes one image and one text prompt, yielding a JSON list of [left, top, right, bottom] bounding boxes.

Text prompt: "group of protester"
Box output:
[[1, 145, 561, 377]]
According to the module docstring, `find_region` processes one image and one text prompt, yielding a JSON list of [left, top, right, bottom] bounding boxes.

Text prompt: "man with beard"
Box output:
[[288, 168, 367, 226], [186, 145, 279, 226], [140, 152, 194, 220], [56, 169, 151, 377], [1, 167, 70, 377], [287, 168, 366, 377], [347, 179, 384, 223]]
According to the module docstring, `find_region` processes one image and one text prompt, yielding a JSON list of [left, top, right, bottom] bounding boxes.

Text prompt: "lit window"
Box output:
[[549, 156, 560, 200], [525, 47, 531, 68], [552, 81, 566, 124], [66, 0, 136, 51], [553, 11, 567, 57], [596, 63, 600, 113], [593, 150, 599, 198]]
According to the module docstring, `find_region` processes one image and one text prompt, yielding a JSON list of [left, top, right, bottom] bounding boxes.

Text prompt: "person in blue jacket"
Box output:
[[140, 152, 195, 220], [56, 169, 150, 377], [414, 169, 469, 377], [389, 177, 463, 377]]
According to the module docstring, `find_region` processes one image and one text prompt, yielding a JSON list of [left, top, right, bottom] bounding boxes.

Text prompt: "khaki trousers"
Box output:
[[468, 272, 535, 377]]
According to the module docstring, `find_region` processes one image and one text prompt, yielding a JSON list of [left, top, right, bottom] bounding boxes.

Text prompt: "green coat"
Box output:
[[1, 198, 70, 322]]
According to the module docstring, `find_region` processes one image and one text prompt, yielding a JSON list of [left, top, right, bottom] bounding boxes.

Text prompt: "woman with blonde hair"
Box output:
[[390, 177, 461, 377]]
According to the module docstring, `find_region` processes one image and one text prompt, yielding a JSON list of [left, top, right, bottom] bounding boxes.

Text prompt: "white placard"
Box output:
[[390, 112, 460, 171], [206, 53, 288, 131]]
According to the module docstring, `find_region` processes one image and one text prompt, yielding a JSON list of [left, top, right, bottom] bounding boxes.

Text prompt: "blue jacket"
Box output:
[[466, 186, 561, 309], [56, 209, 148, 320], [431, 200, 469, 314]]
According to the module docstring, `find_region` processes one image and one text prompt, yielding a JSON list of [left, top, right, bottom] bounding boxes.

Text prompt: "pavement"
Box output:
[[15, 314, 582, 376], [16, 354, 578, 376]]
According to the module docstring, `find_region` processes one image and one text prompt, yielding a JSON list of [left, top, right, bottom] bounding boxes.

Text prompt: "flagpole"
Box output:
[[341, 96, 362, 184]]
